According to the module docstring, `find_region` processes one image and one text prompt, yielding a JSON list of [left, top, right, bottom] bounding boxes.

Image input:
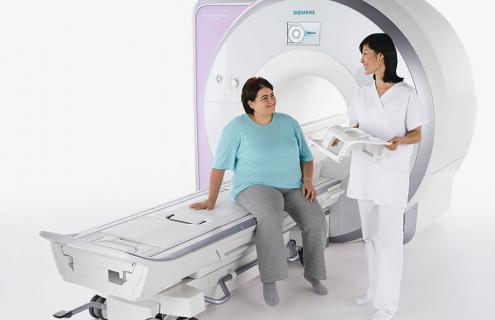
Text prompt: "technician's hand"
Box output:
[[385, 136, 403, 151], [190, 199, 215, 210], [302, 181, 316, 202]]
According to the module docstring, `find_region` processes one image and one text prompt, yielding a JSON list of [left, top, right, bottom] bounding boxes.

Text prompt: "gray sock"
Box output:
[[262, 282, 280, 306], [304, 273, 328, 295]]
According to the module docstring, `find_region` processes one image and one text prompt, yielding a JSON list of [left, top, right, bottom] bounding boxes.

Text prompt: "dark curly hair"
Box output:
[[241, 77, 274, 115]]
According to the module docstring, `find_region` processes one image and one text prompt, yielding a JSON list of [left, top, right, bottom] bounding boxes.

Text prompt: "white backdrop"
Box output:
[[0, 0, 493, 318]]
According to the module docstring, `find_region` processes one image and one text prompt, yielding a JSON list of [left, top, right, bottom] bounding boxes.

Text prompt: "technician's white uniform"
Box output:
[[347, 81, 428, 312]]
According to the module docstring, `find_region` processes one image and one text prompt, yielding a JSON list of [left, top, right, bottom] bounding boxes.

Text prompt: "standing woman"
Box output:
[[190, 77, 328, 307], [346, 34, 428, 320]]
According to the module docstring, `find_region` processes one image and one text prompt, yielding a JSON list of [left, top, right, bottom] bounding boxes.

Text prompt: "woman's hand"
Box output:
[[301, 180, 316, 202], [385, 136, 403, 151], [190, 199, 215, 210], [190, 168, 224, 211]]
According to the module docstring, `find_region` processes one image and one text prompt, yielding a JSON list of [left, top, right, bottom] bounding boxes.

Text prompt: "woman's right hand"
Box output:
[[189, 199, 215, 210]]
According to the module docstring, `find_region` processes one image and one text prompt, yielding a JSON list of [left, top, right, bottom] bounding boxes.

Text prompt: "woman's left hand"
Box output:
[[302, 180, 316, 202], [385, 136, 403, 151]]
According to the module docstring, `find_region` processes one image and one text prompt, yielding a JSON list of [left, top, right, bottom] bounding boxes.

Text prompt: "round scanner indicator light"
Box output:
[[288, 24, 305, 43]]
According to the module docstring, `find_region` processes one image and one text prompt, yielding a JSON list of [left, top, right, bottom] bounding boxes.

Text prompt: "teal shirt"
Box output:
[[212, 112, 313, 199]]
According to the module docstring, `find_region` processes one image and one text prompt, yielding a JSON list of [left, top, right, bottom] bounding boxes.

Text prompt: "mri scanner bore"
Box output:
[[40, 1, 475, 319]]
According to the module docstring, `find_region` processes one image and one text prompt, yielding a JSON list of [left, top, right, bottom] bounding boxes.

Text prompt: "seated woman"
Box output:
[[190, 77, 328, 307]]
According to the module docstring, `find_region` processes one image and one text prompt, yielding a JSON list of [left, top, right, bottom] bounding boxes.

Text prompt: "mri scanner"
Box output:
[[40, 0, 476, 319]]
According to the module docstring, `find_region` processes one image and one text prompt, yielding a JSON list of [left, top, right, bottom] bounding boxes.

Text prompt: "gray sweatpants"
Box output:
[[236, 184, 328, 283]]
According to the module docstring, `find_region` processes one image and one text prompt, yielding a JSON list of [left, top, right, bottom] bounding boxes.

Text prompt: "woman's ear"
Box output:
[[248, 101, 254, 109]]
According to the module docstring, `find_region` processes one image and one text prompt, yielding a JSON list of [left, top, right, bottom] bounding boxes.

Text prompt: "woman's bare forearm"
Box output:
[[208, 168, 225, 203], [400, 127, 422, 145], [302, 161, 314, 182]]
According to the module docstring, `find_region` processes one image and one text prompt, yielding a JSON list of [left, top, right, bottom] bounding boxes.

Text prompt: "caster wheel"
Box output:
[[89, 295, 100, 319], [94, 296, 107, 320], [298, 247, 304, 265], [155, 314, 166, 320]]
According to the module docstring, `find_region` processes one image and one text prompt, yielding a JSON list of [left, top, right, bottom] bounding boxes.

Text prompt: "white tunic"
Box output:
[[346, 81, 428, 208]]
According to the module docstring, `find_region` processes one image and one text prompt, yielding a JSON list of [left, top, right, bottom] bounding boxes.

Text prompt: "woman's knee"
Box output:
[[255, 211, 283, 226]]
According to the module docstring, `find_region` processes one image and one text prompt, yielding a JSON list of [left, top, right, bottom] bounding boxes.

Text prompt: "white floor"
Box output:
[[198, 224, 493, 320], [197, 194, 495, 320]]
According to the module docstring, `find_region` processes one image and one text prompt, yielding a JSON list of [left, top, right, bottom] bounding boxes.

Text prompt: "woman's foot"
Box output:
[[262, 282, 280, 306], [356, 293, 374, 306], [303, 273, 328, 295], [371, 309, 395, 320]]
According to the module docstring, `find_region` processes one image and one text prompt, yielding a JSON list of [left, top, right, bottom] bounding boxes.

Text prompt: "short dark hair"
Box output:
[[359, 33, 404, 83], [241, 77, 274, 114]]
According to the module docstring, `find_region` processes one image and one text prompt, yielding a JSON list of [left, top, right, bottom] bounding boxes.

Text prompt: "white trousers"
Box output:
[[358, 199, 404, 312]]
